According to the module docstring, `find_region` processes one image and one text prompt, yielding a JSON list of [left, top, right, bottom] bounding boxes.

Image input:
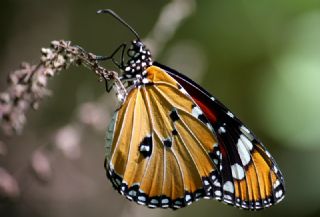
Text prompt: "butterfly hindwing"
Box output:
[[155, 62, 285, 210], [105, 66, 223, 209]]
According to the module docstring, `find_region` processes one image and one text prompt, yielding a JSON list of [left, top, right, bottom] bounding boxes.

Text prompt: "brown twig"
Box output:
[[0, 40, 119, 135]]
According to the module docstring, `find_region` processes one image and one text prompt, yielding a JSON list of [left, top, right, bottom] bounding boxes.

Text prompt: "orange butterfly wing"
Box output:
[[106, 64, 285, 210], [157, 62, 285, 209], [105, 66, 222, 209]]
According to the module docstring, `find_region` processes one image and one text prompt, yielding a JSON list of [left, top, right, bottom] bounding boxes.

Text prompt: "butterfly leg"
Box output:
[[95, 43, 127, 69]]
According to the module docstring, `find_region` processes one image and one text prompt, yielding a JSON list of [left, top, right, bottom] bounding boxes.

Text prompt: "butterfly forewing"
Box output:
[[105, 66, 222, 209]]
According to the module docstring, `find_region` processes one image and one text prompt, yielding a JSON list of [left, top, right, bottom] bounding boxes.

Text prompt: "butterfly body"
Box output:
[[99, 9, 285, 210]]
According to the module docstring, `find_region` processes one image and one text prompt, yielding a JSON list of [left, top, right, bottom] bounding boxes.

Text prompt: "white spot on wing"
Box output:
[[215, 190, 222, 196], [218, 126, 226, 134], [213, 180, 221, 187], [138, 196, 146, 201], [176, 200, 183, 205], [273, 180, 280, 188], [204, 180, 210, 186], [231, 163, 245, 180], [162, 198, 169, 203], [240, 125, 250, 134], [128, 190, 137, 196], [179, 87, 189, 95], [192, 106, 203, 118], [237, 137, 251, 166], [185, 194, 191, 201], [240, 134, 253, 150], [275, 189, 283, 198], [227, 111, 234, 118], [240, 125, 254, 141], [140, 145, 150, 152], [151, 199, 159, 204], [223, 181, 234, 193], [224, 195, 233, 201]]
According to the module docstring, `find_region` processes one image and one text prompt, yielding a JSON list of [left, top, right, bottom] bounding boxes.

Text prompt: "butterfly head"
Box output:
[[122, 40, 153, 77], [97, 10, 153, 78]]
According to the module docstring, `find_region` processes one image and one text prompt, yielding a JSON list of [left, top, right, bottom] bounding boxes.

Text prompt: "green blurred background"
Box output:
[[1, 0, 320, 217]]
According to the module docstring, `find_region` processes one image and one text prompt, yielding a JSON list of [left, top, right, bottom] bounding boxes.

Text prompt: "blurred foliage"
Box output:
[[1, 0, 320, 217]]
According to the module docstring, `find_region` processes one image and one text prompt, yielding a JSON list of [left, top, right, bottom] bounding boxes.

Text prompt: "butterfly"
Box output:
[[98, 9, 285, 210]]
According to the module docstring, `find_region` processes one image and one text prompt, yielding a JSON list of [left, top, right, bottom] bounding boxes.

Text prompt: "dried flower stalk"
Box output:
[[0, 40, 121, 135]]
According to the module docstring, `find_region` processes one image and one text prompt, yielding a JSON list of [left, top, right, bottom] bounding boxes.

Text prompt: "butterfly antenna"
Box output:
[[97, 9, 141, 41]]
